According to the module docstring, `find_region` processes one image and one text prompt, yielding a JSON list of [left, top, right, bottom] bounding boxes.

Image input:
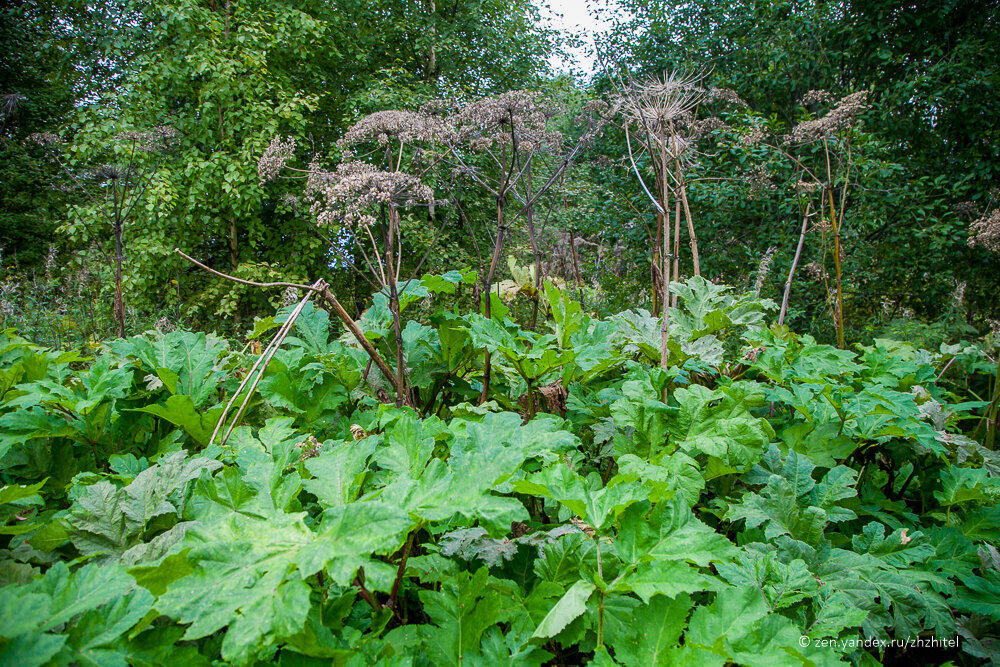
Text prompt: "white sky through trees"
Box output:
[[539, 0, 620, 77]]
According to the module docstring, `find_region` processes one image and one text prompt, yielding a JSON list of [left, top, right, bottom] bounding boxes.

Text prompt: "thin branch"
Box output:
[[625, 124, 665, 214], [174, 248, 317, 290]]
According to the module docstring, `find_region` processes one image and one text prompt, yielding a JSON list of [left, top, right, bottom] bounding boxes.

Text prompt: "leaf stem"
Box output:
[[354, 573, 380, 612]]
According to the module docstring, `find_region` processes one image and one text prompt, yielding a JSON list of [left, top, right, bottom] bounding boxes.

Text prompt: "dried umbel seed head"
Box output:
[[451, 90, 562, 152], [745, 164, 777, 197], [690, 116, 728, 138], [26, 132, 62, 146], [155, 316, 176, 333], [739, 125, 767, 147], [90, 163, 136, 184], [804, 261, 827, 280], [116, 125, 179, 152], [708, 87, 747, 107], [304, 161, 434, 229], [279, 193, 300, 214], [623, 70, 707, 136], [258, 136, 296, 184], [575, 99, 612, 125], [1, 93, 26, 118], [953, 201, 979, 219], [337, 110, 450, 150], [968, 210, 1000, 254], [419, 99, 452, 116], [455, 90, 540, 129], [799, 89, 836, 106], [788, 91, 869, 143], [795, 180, 820, 194], [753, 246, 777, 295]]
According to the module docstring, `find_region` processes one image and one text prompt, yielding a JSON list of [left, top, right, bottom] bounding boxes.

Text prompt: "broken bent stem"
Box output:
[[779, 203, 813, 326]]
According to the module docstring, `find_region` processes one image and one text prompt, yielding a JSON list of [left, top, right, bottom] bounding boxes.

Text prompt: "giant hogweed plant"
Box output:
[[0, 277, 998, 665]]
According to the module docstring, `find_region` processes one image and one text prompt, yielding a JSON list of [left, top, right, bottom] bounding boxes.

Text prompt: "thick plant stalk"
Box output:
[[317, 285, 403, 403], [779, 203, 813, 325], [525, 160, 545, 330], [384, 208, 409, 407], [827, 187, 845, 348], [671, 193, 681, 309], [652, 207, 663, 316], [660, 177, 671, 373], [975, 354, 1000, 450], [228, 217, 239, 270], [113, 219, 126, 338], [824, 141, 846, 348], [479, 195, 507, 404], [675, 158, 700, 276]]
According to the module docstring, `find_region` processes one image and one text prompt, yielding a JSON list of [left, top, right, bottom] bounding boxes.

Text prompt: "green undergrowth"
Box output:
[[0, 275, 998, 666]]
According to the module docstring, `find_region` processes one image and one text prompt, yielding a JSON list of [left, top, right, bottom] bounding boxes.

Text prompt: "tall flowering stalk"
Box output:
[[615, 69, 711, 372], [30, 126, 178, 338], [446, 91, 562, 310], [259, 110, 446, 407], [445, 91, 613, 400], [776, 90, 868, 348]]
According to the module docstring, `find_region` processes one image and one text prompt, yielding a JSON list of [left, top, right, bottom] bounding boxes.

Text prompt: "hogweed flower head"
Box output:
[[338, 110, 450, 149], [968, 210, 1000, 254], [746, 164, 777, 198], [304, 161, 433, 229], [788, 91, 869, 143], [258, 136, 296, 184], [708, 87, 747, 107], [753, 246, 777, 295], [804, 261, 827, 280], [739, 125, 767, 147], [623, 70, 707, 137], [799, 89, 836, 106], [452, 90, 562, 153], [116, 125, 179, 152], [26, 132, 62, 147]]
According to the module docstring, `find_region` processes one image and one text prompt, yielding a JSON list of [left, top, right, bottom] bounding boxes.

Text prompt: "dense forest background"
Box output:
[[3, 3, 1000, 665], [2, 0, 998, 348]]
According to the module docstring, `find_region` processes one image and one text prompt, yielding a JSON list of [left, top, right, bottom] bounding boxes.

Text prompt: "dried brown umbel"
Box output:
[[337, 110, 450, 149], [746, 164, 777, 198], [968, 210, 1000, 254], [115, 125, 179, 152], [26, 132, 62, 146], [690, 116, 729, 139], [739, 125, 767, 147], [451, 90, 562, 152], [575, 99, 612, 126], [753, 246, 777, 295], [621, 70, 707, 138], [709, 87, 747, 107], [788, 91, 869, 144], [279, 192, 301, 214], [798, 89, 836, 106], [953, 201, 979, 219], [258, 136, 296, 184], [795, 180, 820, 194], [304, 161, 433, 229], [804, 261, 827, 281]]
